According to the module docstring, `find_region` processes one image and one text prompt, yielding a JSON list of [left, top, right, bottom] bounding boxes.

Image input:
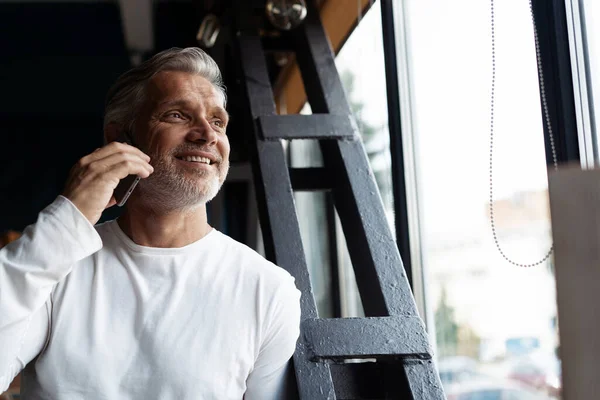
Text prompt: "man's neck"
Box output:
[[117, 201, 211, 248]]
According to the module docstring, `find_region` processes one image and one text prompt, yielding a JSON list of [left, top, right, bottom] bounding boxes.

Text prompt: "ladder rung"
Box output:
[[303, 316, 432, 360], [258, 114, 357, 140]]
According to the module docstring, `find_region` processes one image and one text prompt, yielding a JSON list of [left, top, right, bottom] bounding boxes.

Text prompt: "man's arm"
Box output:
[[0, 196, 103, 391], [0, 141, 153, 392], [244, 278, 301, 400]]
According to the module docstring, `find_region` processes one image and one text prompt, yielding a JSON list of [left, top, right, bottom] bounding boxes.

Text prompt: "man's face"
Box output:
[[134, 70, 230, 211]]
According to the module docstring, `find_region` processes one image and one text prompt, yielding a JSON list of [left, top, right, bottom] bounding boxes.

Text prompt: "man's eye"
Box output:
[[166, 112, 183, 119], [212, 120, 225, 128]]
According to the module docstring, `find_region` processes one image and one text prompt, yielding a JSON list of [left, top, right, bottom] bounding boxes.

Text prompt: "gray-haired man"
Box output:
[[0, 47, 301, 399]]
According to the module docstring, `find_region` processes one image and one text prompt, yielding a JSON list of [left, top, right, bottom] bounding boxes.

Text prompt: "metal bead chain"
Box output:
[[488, 0, 558, 267]]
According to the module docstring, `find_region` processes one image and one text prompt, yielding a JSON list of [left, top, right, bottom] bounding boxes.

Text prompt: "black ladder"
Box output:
[[230, 1, 445, 398]]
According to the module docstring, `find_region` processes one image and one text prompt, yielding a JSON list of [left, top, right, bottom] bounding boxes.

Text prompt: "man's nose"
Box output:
[[187, 118, 217, 145]]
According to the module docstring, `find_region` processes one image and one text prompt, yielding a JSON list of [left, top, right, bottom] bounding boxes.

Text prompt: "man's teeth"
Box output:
[[181, 156, 211, 164]]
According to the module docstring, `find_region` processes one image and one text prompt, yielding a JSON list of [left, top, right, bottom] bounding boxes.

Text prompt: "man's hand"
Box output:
[[62, 142, 154, 225]]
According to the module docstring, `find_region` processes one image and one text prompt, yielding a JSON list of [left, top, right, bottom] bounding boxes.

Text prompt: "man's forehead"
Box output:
[[148, 71, 225, 108]]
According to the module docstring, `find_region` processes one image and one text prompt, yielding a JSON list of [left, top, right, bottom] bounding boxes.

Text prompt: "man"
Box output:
[[0, 47, 301, 399]]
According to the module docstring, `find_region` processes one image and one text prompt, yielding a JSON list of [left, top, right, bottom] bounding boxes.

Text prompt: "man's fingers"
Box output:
[[100, 157, 154, 181], [86, 150, 153, 178], [80, 141, 150, 166]]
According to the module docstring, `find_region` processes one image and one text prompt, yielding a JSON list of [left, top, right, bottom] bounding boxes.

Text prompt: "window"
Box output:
[[395, 0, 560, 398], [461, 391, 502, 400]]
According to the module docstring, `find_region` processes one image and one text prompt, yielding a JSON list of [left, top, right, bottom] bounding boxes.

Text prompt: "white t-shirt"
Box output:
[[0, 196, 301, 399]]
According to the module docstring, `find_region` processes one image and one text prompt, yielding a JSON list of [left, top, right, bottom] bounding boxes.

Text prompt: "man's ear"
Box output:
[[104, 122, 123, 144]]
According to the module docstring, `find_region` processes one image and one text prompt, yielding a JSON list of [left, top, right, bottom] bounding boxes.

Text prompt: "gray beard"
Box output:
[[135, 153, 226, 213]]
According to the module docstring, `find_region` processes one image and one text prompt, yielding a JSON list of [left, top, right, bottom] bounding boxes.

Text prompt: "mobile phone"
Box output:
[[113, 132, 142, 207]]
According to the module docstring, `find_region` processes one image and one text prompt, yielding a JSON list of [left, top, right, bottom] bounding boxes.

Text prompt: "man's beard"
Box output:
[[135, 146, 228, 213]]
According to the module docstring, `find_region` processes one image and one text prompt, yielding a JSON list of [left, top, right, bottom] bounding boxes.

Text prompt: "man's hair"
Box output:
[[104, 47, 226, 132]]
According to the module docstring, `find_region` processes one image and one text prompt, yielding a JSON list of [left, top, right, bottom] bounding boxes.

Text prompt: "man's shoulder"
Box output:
[[211, 230, 295, 285]]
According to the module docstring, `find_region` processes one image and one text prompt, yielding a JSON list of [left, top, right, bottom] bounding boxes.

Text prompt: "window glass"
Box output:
[[399, 0, 560, 398], [462, 390, 502, 400]]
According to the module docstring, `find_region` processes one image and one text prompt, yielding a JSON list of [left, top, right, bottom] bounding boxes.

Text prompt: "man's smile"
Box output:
[[176, 155, 212, 164]]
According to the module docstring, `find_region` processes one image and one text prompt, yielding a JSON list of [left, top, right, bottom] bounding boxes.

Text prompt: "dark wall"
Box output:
[[0, 3, 131, 232]]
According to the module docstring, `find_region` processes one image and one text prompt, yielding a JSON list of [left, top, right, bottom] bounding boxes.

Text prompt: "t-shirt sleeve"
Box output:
[[244, 275, 301, 400], [0, 195, 102, 391]]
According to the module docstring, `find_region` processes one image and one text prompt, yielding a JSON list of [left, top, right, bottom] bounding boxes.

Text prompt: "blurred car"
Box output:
[[506, 351, 561, 397], [438, 356, 486, 387], [446, 379, 555, 400]]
